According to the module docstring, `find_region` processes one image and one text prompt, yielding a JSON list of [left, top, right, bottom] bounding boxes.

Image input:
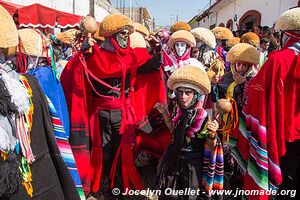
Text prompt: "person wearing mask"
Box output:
[[156, 65, 223, 200], [61, 14, 163, 198]]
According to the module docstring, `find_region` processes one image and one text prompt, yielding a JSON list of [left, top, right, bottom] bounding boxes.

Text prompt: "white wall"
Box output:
[[94, 6, 109, 21], [201, 0, 298, 31]]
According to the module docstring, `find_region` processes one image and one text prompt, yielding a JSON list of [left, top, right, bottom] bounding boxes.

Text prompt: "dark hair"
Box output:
[[262, 26, 269, 32], [258, 25, 262, 30], [260, 38, 269, 44]]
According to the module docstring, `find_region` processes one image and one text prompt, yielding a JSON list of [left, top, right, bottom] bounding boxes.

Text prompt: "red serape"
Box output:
[[243, 38, 300, 200]]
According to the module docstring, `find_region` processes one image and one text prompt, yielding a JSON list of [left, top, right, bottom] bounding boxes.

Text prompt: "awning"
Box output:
[[0, 0, 23, 16], [18, 3, 81, 28]]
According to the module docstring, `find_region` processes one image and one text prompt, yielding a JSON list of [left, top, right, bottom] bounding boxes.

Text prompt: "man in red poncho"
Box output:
[[61, 14, 163, 197], [243, 8, 300, 200]]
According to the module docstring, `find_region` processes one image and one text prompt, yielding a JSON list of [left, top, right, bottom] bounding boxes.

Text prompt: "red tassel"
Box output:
[[109, 147, 121, 189], [90, 146, 103, 193]]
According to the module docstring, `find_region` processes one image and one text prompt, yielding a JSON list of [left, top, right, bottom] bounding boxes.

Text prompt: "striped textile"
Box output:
[[202, 140, 224, 193], [243, 113, 281, 199], [46, 96, 86, 200], [230, 114, 249, 174]]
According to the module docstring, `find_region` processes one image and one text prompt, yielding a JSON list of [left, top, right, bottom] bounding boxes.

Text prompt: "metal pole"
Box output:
[[129, 0, 132, 19], [89, 0, 95, 16], [73, 0, 75, 14]]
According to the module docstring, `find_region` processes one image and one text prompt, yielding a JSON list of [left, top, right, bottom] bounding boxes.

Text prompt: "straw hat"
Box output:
[[167, 65, 211, 95], [133, 22, 150, 37], [191, 27, 216, 49], [170, 21, 191, 34], [99, 14, 134, 37], [130, 32, 147, 48], [226, 43, 259, 65], [56, 29, 79, 44], [276, 7, 300, 31], [0, 5, 18, 49], [227, 37, 240, 48], [168, 30, 196, 49], [93, 22, 105, 41], [18, 29, 49, 57], [240, 32, 260, 47], [212, 27, 234, 40]]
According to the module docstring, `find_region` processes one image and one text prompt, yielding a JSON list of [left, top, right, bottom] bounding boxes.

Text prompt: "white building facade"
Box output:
[[189, 0, 299, 31]]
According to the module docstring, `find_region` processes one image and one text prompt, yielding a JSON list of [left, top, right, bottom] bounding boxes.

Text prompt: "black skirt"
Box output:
[[156, 144, 208, 200]]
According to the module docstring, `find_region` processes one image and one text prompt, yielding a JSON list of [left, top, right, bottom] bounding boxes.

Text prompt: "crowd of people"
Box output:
[[0, 3, 299, 200]]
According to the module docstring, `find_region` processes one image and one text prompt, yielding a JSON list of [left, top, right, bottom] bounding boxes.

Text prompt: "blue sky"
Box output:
[[111, 0, 211, 27]]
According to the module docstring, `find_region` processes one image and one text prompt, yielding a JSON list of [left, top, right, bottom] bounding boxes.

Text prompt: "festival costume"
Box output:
[[211, 43, 259, 197], [0, 6, 79, 199], [135, 30, 206, 161], [61, 14, 163, 194], [243, 36, 300, 200], [212, 27, 233, 72], [17, 28, 84, 199], [242, 8, 300, 198], [156, 66, 224, 200]]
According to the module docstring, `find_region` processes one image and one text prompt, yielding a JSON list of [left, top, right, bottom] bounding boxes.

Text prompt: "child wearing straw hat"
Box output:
[[155, 65, 223, 200]]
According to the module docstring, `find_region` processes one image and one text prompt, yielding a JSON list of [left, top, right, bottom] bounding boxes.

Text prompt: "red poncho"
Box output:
[[61, 37, 165, 193], [243, 38, 300, 199]]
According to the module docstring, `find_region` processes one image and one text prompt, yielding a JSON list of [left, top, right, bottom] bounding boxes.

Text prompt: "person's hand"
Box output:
[[206, 119, 219, 148], [269, 27, 275, 35], [146, 35, 162, 52], [82, 33, 96, 52], [154, 102, 168, 114], [207, 119, 219, 132], [211, 74, 220, 84]]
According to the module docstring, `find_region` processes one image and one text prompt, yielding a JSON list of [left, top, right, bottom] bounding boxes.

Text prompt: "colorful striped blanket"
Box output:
[[46, 96, 85, 200], [202, 140, 224, 193]]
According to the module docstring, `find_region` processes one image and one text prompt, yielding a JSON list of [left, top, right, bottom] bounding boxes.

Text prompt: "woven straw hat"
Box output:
[[191, 27, 216, 49], [227, 43, 259, 65], [130, 32, 146, 48], [212, 27, 234, 40], [168, 30, 196, 49], [227, 37, 240, 47], [170, 21, 191, 34], [0, 5, 18, 49], [93, 22, 105, 41], [18, 29, 49, 57], [276, 8, 300, 31], [99, 14, 134, 37], [134, 22, 150, 37], [167, 65, 211, 95], [240, 32, 260, 47], [56, 29, 79, 44]]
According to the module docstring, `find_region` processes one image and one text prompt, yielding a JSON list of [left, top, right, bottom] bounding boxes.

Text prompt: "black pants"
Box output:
[[99, 110, 123, 190], [277, 140, 300, 199]]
